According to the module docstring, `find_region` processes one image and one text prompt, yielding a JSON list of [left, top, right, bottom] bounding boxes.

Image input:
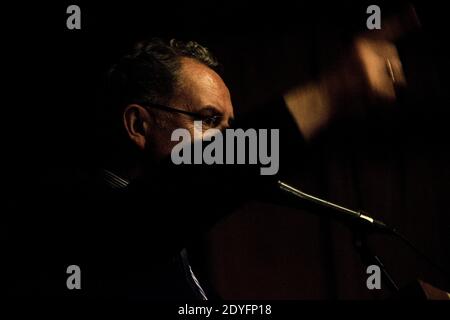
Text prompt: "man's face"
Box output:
[[147, 57, 235, 160]]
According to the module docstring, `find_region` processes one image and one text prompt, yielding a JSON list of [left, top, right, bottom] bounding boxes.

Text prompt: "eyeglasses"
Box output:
[[140, 103, 225, 128]]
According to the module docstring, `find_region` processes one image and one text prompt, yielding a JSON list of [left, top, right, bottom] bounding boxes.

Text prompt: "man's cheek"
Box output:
[[191, 122, 203, 141]]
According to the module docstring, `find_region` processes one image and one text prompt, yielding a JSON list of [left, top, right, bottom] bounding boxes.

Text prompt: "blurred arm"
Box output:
[[284, 6, 420, 141]]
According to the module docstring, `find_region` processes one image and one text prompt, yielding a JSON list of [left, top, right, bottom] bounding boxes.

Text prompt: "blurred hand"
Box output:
[[284, 5, 421, 140], [336, 5, 420, 103]]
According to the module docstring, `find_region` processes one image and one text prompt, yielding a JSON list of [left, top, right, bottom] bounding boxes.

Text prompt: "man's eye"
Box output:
[[203, 116, 221, 127]]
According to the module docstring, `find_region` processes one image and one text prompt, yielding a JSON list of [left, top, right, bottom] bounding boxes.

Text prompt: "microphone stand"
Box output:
[[352, 227, 399, 292], [277, 180, 400, 293]]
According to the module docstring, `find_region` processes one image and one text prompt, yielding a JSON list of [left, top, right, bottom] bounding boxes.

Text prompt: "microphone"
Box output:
[[277, 180, 395, 234], [276, 180, 450, 280]]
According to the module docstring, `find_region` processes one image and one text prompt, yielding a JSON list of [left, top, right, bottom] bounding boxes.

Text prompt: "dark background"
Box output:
[[4, 0, 449, 299]]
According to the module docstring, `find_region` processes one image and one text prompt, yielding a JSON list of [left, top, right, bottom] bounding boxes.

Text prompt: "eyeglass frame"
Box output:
[[139, 102, 231, 128]]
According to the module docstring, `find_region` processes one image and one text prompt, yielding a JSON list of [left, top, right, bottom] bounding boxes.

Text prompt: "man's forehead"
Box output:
[[177, 57, 232, 114]]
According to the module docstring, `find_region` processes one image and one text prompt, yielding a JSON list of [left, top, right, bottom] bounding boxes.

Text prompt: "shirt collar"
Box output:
[[102, 169, 129, 189]]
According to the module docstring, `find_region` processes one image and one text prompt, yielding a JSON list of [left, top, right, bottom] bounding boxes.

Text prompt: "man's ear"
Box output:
[[123, 104, 151, 150]]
